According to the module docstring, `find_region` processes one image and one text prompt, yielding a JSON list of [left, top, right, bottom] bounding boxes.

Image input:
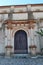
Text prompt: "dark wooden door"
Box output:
[[14, 30, 28, 54]]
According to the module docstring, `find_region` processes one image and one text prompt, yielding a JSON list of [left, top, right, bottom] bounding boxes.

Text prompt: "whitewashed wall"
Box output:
[[13, 13, 28, 20], [31, 6, 43, 11], [0, 29, 5, 53], [33, 12, 43, 19], [38, 21, 43, 50], [14, 7, 27, 12], [33, 23, 41, 52]]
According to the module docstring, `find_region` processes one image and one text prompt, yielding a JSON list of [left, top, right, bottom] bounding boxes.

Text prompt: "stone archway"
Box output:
[[14, 30, 28, 54]]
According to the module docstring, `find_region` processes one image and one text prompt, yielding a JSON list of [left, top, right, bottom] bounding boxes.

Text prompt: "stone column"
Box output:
[[27, 29, 31, 53], [28, 22, 37, 55], [5, 21, 13, 57], [28, 21, 35, 45], [30, 28, 34, 45]]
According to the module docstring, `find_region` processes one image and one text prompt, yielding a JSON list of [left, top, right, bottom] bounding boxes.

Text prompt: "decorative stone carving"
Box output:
[[7, 21, 13, 29]]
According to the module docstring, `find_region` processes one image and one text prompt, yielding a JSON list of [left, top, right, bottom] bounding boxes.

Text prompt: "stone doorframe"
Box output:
[[5, 25, 30, 54], [11, 27, 30, 53]]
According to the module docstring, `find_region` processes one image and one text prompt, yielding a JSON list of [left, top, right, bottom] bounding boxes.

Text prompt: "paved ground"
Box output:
[[0, 56, 43, 65]]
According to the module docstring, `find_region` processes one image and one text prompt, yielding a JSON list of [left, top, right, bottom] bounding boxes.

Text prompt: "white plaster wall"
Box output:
[[14, 7, 27, 12], [0, 14, 3, 20], [33, 12, 43, 19], [13, 13, 28, 20], [0, 7, 27, 13], [0, 14, 8, 21], [4, 14, 8, 20], [39, 21, 43, 27], [38, 22, 43, 50], [40, 36, 43, 49], [31, 6, 43, 11], [33, 24, 41, 52], [0, 8, 10, 13]]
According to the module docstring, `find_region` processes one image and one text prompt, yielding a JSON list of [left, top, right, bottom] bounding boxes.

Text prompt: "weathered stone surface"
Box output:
[[0, 56, 43, 65]]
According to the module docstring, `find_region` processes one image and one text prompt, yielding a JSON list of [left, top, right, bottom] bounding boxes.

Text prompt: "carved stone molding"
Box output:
[[6, 20, 13, 29]]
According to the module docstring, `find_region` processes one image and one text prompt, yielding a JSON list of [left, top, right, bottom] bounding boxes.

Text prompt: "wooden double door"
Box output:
[[14, 30, 28, 54]]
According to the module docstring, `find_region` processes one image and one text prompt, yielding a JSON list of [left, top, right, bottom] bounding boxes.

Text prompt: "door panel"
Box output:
[[14, 30, 28, 54]]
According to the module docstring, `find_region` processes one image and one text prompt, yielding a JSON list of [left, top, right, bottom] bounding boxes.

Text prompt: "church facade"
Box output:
[[0, 4, 43, 54]]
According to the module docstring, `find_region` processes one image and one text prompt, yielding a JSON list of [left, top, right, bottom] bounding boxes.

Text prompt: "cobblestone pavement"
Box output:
[[0, 56, 43, 65]]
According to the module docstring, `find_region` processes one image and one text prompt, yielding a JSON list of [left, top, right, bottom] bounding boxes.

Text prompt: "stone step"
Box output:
[[12, 54, 29, 58]]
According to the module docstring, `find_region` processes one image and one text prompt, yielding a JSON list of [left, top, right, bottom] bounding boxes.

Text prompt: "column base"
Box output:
[[5, 45, 12, 57]]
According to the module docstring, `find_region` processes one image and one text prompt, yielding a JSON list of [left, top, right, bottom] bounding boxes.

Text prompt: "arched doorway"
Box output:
[[14, 30, 28, 54]]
